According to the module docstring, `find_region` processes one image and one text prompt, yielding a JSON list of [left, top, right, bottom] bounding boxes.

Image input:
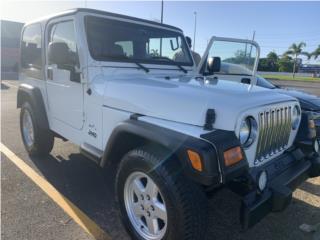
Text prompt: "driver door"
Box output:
[[198, 37, 260, 85], [45, 18, 84, 130]]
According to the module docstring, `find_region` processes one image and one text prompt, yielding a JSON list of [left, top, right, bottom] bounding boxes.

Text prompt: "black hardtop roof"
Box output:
[[26, 8, 183, 32]]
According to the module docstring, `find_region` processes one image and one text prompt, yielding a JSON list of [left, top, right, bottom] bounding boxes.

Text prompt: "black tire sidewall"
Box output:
[[116, 152, 182, 240], [20, 102, 53, 156], [20, 102, 38, 153]]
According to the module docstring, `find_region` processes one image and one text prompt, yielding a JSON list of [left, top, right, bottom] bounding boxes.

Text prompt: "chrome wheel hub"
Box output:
[[22, 110, 34, 147], [124, 171, 167, 240]]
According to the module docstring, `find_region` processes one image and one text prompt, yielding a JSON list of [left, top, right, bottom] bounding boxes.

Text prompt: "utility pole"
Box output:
[[193, 11, 197, 52], [251, 30, 256, 42], [160, 0, 164, 56], [161, 0, 164, 23]]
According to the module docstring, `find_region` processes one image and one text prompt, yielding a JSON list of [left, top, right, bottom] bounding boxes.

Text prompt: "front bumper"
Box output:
[[239, 149, 320, 229]]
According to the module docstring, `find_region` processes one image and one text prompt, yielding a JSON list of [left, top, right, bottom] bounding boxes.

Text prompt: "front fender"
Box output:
[[101, 119, 221, 186], [17, 84, 49, 130]]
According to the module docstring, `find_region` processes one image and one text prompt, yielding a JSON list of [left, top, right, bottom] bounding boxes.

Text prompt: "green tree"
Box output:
[[284, 42, 310, 77], [311, 45, 320, 59], [267, 51, 279, 62], [150, 49, 160, 57], [278, 55, 294, 72], [257, 51, 279, 72], [258, 58, 270, 71], [266, 51, 279, 71]]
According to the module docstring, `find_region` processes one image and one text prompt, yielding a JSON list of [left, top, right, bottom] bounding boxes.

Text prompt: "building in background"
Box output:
[[300, 64, 320, 75], [1, 20, 24, 80]]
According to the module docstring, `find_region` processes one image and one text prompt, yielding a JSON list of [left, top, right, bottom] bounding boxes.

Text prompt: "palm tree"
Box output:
[[310, 45, 320, 78], [311, 45, 320, 59], [284, 42, 310, 77]]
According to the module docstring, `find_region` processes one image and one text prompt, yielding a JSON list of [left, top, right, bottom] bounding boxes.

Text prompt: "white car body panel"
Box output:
[[103, 72, 297, 131], [19, 10, 301, 169]]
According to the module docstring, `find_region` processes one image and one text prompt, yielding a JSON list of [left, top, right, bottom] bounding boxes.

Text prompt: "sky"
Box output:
[[1, 1, 319, 63]]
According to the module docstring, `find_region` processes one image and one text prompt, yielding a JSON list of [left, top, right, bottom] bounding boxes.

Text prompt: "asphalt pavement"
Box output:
[[1, 79, 320, 240], [272, 79, 320, 96]]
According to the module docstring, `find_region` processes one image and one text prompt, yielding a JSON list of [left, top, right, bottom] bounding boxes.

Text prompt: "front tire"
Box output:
[[116, 147, 208, 240], [20, 102, 54, 156]]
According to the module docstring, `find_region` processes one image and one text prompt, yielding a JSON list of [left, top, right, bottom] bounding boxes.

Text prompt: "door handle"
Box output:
[[47, 69, 53, 80]]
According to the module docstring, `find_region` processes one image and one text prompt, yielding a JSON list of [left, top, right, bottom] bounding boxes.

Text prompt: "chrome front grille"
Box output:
[[255, 106, 292, 161]]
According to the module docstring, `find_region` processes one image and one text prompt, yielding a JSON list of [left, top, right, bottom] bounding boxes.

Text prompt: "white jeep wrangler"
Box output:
[[18, 8, 320, 240]]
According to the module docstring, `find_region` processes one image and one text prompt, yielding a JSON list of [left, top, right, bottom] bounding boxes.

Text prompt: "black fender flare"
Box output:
[[201, 130, 249, 183], [17, 84, 49, 130], [101, 118, 237, 186]]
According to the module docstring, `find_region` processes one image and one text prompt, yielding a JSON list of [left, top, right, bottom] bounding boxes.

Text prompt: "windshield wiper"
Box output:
[[133, 61, 149, 73], [152, 56, 188, 74], [121, 55, 149, 73], [98, 54, 150, 73]]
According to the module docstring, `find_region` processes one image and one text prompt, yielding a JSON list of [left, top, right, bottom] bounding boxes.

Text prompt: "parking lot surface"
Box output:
[[1, 80, 320, 240], [272, 79, 320, 96]]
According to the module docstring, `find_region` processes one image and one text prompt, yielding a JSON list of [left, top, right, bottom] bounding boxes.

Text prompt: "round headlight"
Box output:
[[292, 105, 301, 130], [258, 170, 268, 191], [239, 119, 250, 144], [239, 117, 257, 148], [314, 140, 319, 153]]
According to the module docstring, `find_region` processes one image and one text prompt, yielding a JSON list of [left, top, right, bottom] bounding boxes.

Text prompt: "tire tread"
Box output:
[[20, 102, 54, 157]]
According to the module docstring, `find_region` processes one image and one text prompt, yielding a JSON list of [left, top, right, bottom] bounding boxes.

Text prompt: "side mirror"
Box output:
[[207, 57, 221, 75], [48, 42, 73, 68], [170, 38, 179, 51]]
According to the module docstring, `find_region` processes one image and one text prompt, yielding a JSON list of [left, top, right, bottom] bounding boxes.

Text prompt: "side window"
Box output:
[[21, 23, 43, 79], [48, 21, 79, 68]]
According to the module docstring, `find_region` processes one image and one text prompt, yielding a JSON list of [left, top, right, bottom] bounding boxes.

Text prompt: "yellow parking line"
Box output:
[[1, 80, 18, 88], [0, 143, 111, 240], [294, 188, 320, 208]]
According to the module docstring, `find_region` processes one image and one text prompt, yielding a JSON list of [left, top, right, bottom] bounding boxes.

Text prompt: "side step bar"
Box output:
[[80, 143, 103, 165]]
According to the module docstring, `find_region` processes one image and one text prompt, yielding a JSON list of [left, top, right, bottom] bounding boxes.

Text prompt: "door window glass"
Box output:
[[21, 23, 43, 79], [49, 21, 79, 67]]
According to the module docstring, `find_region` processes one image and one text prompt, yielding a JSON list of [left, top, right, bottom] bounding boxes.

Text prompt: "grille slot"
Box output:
[[255, 106, 292, 162]]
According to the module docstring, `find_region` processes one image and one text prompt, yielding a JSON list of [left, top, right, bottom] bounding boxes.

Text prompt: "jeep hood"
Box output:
[[103, 74, 297, 131]]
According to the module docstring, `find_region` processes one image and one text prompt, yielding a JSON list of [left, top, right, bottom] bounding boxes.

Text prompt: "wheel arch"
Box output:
[[101, 119, 221, 186], [100, 120, 178, 168], [17, 84, 49, 130]]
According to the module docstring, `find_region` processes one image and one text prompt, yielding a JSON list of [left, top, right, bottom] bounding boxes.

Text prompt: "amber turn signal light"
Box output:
[[224, 146, 243, 167], [309, 120, 315, 129], [187, 150, 203, 172]]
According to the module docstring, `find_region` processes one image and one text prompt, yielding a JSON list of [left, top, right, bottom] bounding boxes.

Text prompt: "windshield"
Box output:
[[256, 76, 276, 89], [202, 40, 258, 76], [85, 16, 193, 66]]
